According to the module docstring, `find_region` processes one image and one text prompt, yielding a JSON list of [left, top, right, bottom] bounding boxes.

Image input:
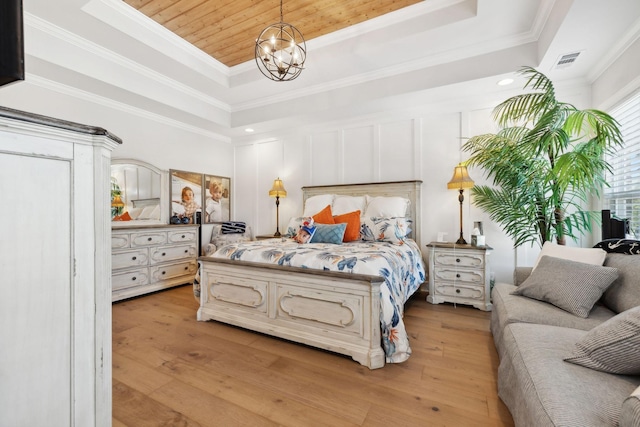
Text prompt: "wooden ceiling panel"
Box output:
[[124, 0, 423, 67]]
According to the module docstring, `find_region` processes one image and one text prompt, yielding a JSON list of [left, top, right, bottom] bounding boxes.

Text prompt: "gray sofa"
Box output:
[[492, 251, 640, 427]]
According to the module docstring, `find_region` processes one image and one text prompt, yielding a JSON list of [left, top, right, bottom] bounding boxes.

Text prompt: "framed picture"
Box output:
[[169, 169, 203, 224], [203, 174, 231, 223]]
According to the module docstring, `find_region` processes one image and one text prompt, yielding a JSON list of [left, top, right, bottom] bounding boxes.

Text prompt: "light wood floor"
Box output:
[[112, 285, 514, 427]]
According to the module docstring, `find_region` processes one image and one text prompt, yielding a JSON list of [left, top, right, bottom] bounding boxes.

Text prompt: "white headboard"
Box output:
[[302, 180, 422, 247]]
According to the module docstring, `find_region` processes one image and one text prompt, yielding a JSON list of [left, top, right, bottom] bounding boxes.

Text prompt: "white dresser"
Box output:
[[112, 224, 199, 301], [427, 242, 492, 311]]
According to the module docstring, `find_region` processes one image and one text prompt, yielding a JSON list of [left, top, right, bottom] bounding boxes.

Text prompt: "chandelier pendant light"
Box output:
[[255, 0, 306, 81]]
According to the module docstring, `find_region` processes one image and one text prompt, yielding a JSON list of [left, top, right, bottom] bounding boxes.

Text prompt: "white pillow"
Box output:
[[128, 207, 144, 220], [139, 205, 158, 220], [364, 196, 410, 218], [303, 194, 335, 216], [532, 241, 607, 270], [332, 196, 366, 215]]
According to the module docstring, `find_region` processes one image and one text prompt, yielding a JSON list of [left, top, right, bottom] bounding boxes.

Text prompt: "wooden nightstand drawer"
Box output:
[[433, 282, 484, 300], [432, 267, 484, 285], [433, 251, 484, 268]]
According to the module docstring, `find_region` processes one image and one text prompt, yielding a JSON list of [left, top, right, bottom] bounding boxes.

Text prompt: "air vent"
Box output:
[[554, 51, 582, 69]]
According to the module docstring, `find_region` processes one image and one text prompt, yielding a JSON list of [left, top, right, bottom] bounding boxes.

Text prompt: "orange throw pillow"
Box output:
[[333, 210, 361, 242], [313, 205, 335, 224]]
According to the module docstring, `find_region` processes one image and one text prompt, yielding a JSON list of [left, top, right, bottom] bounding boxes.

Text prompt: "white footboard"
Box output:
[[197, 257, 386, 369]]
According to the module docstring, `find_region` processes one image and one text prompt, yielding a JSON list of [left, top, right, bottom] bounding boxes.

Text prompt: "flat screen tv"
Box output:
[[0, 0, 25, 87]]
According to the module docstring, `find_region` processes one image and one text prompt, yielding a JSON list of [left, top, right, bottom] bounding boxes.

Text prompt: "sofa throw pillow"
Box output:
[[512, 256, 618, 318], [333, 210, 361, 242], [594, 238, 640, 255], [532, 241, 607, 270], [312, 205, 335, 224], [601, 253, 640, 314], [310, 223, 347, 244], [564, 306, 640, 374]]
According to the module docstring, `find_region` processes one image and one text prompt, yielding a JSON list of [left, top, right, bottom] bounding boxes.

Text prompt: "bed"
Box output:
[[196, 180, 424, 369]]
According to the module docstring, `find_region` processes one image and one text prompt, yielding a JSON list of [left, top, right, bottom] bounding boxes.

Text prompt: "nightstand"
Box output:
[[427, 242, 492, 311], [255, 234, 281, 240]]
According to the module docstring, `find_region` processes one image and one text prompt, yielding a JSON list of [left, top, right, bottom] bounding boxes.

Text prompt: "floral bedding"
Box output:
[[210, 238, 426, 363]]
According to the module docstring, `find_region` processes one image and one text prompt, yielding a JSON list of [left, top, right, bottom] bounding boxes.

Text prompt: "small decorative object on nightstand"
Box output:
[[427, 241, 492, 311]]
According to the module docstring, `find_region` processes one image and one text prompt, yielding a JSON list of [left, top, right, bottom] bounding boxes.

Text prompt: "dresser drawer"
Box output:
[[149, 259, 198, 282], [432, 267, 484, 285], [150, 243, 198, 265], [434, 282, 484, 300], [112, 268, 149, 291], [112, 248, 149, 270], [111, 234, 130, 249], [433, 251, 484, 268], [168, 229, 198, 244], [131, 231, 167, 247]]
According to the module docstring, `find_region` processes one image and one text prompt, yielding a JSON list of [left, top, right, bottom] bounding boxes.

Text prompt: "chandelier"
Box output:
[[255, 0, 306, 81]]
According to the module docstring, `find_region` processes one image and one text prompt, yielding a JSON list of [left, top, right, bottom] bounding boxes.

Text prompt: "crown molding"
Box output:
[[586, 17, 640, 83], [25, 73, 232, 144]]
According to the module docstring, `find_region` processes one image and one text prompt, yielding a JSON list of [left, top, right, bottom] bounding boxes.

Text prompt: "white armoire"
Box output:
[[0, 107, 120, 426]]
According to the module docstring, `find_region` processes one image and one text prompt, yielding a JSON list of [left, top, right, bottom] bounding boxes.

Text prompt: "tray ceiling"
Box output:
[[123, 0, 423, 67]]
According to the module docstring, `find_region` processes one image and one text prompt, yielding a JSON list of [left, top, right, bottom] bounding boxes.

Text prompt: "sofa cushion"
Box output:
[[602, 253, 640, 314], [564, 306, 640, 375], [498, 323, 639, 427], [533, 241, 607, 270], [512, 256, 618, 318], [491, 283, 614, 357], [620, 385, 640, 427]]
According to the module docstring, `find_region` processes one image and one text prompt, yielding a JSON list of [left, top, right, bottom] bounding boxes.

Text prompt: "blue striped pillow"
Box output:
[[221, 221, 246, 234]]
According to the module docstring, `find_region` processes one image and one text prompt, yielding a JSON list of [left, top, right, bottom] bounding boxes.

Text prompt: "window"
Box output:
[[604, 90, 640, 237]]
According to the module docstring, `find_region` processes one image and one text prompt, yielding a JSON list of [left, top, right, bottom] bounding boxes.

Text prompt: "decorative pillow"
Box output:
[[601, 254, 640, 314], [303, 194, 335, 217], [332, 196, 366, 215], [333, 210, 361, 242], [310, 223, 347, 244], [532, 241, 606, 270], [594, 239, 640, 254], [363, 217, 412, 244], [221, 221, 246, 234], [511, 255, 619, 318], [620, 385, 640, 427], [312, 205, 335, 224], [285, 216, 304, 237], [564, 306, 640, 374], [364, 195, 410, 218]]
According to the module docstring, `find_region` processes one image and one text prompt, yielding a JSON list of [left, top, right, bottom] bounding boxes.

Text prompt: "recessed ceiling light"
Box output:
[[497, 78, 514, 86], [245, 128, 254, 133]]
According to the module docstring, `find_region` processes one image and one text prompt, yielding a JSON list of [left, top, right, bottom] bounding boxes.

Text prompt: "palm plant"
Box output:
[[462, 67, 623, 247]]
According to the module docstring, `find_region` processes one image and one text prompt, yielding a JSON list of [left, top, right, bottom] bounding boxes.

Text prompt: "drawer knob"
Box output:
[[148, 237, 152, 241], [184, 266, 188, 270], [456, 289, 461, 294], [182, 235, 186, 238], [162, 252, 166, 256], [184, 250, 188, 253], [132, 256, 137, 261], [456, 258, 461, 263], [132, 277, 136, 281], [161, 271, 166, 275]]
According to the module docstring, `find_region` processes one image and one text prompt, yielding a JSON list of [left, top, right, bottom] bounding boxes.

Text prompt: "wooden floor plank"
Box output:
[[112, 285, 515, 426]]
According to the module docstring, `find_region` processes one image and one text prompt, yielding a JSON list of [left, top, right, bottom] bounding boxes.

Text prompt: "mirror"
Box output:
[[111, 159, 168, 225]]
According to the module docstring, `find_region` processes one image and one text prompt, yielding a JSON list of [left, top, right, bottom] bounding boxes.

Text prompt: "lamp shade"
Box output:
[[269, 178, 287, 197], [111, 195, 125, 208], [447, 165, 475, 190]]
